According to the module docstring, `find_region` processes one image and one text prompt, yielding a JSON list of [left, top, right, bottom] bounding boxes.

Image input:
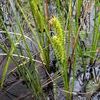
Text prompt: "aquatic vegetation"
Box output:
[[0, 0, 99, 100]]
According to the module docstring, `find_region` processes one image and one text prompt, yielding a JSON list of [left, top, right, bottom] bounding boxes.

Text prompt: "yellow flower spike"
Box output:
[[49, 16, 65, 63], [49, 16, 56, 25], [49, 16, 63, 39]]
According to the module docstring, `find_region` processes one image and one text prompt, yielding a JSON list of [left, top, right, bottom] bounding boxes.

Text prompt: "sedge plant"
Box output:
[[0, 0, 100, 100]]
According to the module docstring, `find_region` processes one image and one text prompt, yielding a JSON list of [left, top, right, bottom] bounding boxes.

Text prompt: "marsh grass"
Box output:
[[0, 0, 100, 100]]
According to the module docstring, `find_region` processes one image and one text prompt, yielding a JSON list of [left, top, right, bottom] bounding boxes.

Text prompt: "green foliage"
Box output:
[[0, 0, 100, 100]]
